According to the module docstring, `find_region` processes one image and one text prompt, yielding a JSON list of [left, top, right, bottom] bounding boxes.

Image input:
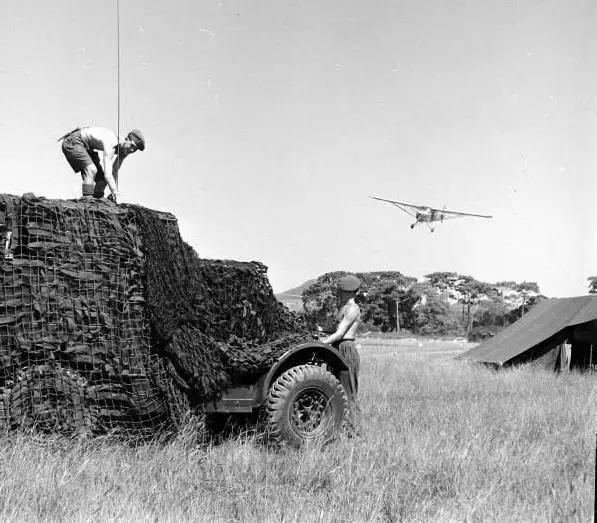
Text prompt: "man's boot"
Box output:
[[93, 180, 107, 199], [81, 183, 94, 199]]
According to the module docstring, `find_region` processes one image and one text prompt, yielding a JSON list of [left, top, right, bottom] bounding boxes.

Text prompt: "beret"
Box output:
[[128, 129, 146, 151]]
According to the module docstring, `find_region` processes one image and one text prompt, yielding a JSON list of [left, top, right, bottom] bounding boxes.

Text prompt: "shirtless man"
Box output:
[[321, 274, 361, 401], [59, 126, 145, 201]]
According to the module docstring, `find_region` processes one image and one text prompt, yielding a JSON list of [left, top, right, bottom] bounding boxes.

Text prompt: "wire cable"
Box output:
[[116, 0, 121, 189]]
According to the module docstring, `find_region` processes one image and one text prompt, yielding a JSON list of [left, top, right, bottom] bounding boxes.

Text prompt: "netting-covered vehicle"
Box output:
[[0, 194, 350, 446]]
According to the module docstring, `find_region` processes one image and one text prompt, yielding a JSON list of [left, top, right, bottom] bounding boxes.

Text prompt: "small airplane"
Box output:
[[370, 196, 492, 232]]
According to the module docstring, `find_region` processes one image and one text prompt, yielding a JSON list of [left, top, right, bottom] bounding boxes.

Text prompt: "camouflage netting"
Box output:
[[0, 194, 312, 436]]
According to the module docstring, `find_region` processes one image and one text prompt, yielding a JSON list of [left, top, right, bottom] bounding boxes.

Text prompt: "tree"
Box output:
[[473, 298, 509, 327], [359, 273, 416, 332], [494, 280, 543, 320], [454, 276, 498, 334], [413, 290, 462, 336], [302, 271, 348, 332], [514, 281, 540, 317], [424, 272, 459, 301], [302, 271, 418, 333], [588, 276, 597, 295]]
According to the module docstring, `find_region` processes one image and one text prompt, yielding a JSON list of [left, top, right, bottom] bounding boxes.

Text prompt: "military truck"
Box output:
[[0, 194, 351, 446]]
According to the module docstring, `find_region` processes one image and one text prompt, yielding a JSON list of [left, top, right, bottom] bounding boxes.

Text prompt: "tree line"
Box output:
[[301, 271, 555, 339]]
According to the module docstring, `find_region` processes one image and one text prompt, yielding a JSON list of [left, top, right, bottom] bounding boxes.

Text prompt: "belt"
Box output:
[[57, 127, 81, 142]]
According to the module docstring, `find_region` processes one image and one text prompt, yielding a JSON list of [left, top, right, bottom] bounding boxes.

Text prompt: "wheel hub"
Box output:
[[290, 388, 331, 436]]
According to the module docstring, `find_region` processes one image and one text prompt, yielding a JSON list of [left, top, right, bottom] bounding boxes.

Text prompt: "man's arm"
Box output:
[[112, 150, 127, 187], [321, 305, 359, 345], [101, 149, 119, 198]]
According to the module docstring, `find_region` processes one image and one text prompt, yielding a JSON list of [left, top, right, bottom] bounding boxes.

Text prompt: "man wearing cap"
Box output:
[[59, 126, 146, 202], [321, 274, 362, 403]]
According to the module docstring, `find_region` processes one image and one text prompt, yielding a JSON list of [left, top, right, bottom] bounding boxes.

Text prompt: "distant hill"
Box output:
[[275, 279, 316, 312]]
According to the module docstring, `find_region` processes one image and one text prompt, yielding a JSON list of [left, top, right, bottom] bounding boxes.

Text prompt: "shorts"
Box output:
[[332, 339, 360, 398], [61, 130, 105, 181]]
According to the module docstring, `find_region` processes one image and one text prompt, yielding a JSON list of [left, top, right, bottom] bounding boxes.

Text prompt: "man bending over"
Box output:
[[59, 126, 145, 202]]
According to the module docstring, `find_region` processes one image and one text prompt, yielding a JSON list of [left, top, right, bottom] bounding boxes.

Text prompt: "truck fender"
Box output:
[[255, 341, 350, 405]]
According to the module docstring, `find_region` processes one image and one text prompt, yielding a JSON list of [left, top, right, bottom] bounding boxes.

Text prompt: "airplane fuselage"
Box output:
[[415, 209, 438, 223]]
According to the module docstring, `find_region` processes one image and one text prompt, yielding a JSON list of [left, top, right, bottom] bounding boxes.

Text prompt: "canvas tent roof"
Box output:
[[461, 296, 597, 366]]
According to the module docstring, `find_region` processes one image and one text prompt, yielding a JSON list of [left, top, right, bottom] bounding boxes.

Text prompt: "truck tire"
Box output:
[[266, 364, 348, 447], [9, 367, 96, 435]]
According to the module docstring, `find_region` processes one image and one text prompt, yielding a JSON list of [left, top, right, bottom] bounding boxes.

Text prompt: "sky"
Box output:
[[1, 0, 596, 297]]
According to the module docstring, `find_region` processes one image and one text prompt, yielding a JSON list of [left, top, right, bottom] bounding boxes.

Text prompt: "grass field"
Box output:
[[0, 338, 595, 522]]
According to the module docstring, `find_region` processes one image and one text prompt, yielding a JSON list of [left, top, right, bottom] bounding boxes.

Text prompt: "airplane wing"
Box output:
[[369, 196, 432, 217], [436, 208, 493, 219], [369, 196, 431, 210]]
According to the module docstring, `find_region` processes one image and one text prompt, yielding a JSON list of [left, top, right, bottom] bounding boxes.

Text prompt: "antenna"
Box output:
[[116, 0, 121, 188]]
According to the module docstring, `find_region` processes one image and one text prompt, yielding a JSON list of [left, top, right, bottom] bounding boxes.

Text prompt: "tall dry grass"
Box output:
[[0, 338, 594, 522]]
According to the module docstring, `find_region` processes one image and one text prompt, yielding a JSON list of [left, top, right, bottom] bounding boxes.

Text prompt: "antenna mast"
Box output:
[[116, 0, 121, 185]]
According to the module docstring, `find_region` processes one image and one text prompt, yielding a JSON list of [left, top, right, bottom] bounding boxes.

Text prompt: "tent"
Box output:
[[461, 296, 597, 370]]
